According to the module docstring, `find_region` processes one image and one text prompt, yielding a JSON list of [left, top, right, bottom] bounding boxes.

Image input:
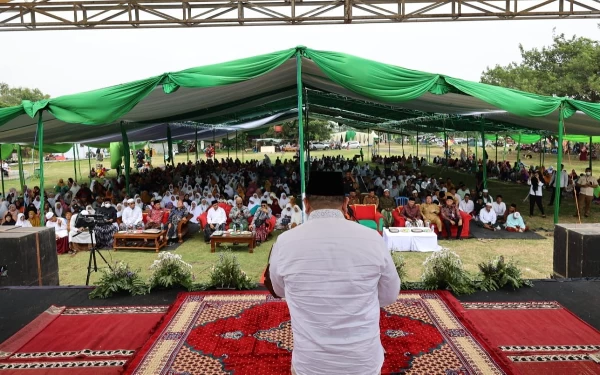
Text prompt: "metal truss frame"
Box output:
[[1, 0, 599, 31]]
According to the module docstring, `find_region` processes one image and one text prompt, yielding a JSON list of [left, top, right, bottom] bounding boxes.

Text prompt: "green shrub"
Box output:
[[391, 252, 409, 290], [477, 256, 533, 292], [149, 252, 195, 291], [89, 261, 149, 299], [421, 249, 475, 295], [207, 250, 256, 290]]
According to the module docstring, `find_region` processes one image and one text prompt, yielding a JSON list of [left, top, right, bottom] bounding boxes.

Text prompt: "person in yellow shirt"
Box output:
[[421, 194, 442, 232]]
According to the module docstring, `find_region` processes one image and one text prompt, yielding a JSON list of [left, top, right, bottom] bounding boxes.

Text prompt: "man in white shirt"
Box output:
[[491, 195, 507, 223], [266, 172, 400, 375], [203, 200, 227, 243], [456, 183, 470, 200], [458, 193, 474, 215], [45, 212, 68, 239], [478, 202, 498, 231], [120, 198, 144, 230], [548, 164, 568, 206]]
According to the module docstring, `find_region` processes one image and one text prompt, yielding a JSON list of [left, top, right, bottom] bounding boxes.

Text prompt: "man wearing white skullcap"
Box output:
[[120, 198, 144, 231], [506, 211, 529, 232], [45, 211, 69, 254]]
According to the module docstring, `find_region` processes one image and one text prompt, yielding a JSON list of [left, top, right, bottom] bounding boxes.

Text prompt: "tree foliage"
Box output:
[[264, 119, 333, 141], [0, 82, 51, 108], [481, 33, 600, 102]]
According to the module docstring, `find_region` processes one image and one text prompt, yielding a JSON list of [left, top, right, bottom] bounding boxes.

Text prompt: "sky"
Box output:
[[1, 20, 599, 98]]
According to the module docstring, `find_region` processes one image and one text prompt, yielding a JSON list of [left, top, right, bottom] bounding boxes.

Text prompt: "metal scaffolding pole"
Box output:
[[554, 108, 565, 224]]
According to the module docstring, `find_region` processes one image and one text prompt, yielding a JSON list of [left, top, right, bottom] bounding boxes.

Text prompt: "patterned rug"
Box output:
[[455, 301, 600, 375], [125, 291, 504, 375], [0, 305, 168, 375]]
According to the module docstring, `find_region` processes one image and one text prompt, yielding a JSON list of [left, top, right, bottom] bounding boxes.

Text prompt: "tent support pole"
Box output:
[[539, 135, 543, 167], [554, 107, 565, 224], [167, 125, 174, 166], [388, 132, 390, 156], [503, 135, 507, 160], [466, 133, 469, 158], [589, 136, 593, 171], [296, 48, 306, 221], [87, 146, 92, 183], [481, 119, 487, 190], [444, 130, 448, 167], [120, 122, 131, 196], [212, 127, 216, 160], [367, 128, 370, 159], [401, 133, 404, 156], [416, 131, 419, 158], [37, 112, 46, 225], [194, 126, 198, 162], [305, 91, 310, 170], [542, 136, 546, 166], [76, 146, 82, 182], [73, 143, 78, 182], [235, 130, 238, 159], [475, 133, 478, 172], [517, 134, 522, 164], [17, 145, 24, 189], [227, 132, 230, 158], [495, 134, 498, 164], [0, 145, 4, 199]]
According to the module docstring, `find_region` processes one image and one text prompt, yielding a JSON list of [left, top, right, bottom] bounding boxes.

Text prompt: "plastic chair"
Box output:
[[395, 196, 409, 207]]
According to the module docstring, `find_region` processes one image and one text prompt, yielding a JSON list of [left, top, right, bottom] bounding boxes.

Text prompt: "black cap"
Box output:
[[307, 172, 345, 197], [408, 197, 415, 201], [211, 200, 218, 205]]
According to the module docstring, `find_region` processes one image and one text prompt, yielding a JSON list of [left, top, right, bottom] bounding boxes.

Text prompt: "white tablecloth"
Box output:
[[383, 228, 441, 252]]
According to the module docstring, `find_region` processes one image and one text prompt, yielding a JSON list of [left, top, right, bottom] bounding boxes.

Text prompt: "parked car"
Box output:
[[341, 141, 361, 149], [310, 142, 330, 150]]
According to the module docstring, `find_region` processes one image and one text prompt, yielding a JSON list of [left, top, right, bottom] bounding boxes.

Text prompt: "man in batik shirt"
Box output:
[[363, 188, 379, 206], [421, 194, 442, 232], [145, 201, 165, 229], [401, 197, 424, 227], [229, 197, 251, 231], [347, 188, 361, 206], [440, 196, 463, 240], [378, 189, 396, 227]]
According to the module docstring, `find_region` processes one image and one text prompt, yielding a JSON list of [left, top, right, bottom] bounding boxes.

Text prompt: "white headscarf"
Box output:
[[282, 203, 293, 219], [54, 203, 63, 218], [291, 205, 302, 226], [279, 193, 290, 208], [33, 196, 41, 210], [116, 203, 124, 218], [199, 198, 209, 214], [15, 213, 30, 228], [248, 194, 260, 211]]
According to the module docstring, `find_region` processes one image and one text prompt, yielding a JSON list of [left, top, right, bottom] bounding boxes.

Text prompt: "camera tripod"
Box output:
[[72, 227, 112, 285]]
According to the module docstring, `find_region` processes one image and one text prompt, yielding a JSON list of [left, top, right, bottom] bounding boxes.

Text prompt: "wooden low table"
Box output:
[[113, 230, 168, 252], [211, 232, 255, 253]]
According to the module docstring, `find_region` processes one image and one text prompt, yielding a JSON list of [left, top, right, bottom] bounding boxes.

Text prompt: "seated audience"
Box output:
[[204, 200, 226, 243], [420, 194, 442, 232], [459, 194, 474, 215], [250, 200, 272, 246], [120, 198, 144, 231], [492, 195, 506, 223], [401, 197, 423, 227], [478, 202, 499, 231], [506, 211, 528, 232], [45, 212, 69, 254], [440, 196, 463, 240]]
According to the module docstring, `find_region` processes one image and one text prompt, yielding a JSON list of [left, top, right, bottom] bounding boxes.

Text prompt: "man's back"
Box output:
[[269, 211, 400, 375]]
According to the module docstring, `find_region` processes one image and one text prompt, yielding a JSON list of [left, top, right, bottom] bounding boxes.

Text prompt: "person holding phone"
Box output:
[[576, 168, 598, 218], [527, 171, 546, 218]]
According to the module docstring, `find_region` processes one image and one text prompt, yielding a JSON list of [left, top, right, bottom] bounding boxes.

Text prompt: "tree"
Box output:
[[0, 82, 51, 108], [481, 33, 600, 102], [264, 119, 332, 141], [221, 132, 248, 150]]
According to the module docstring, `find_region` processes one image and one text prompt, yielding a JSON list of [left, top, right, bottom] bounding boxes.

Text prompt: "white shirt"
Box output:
[[459, 199, 474, 213], [46, 218, 68, 238], [457, 188, 470, 199], [206, 206, 227, 225], [491, 201, 506, 217], [479, 207, 497, 225], [122, 206, 143, 225], [550, 170, 568, 188], [527, 180, 544, 196], [269, 209, 400, 375]]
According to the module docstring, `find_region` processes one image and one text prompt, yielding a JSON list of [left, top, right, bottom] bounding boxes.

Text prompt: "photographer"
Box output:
[[94, 198, 119, 248], [576, 168, 598, 218], [69, 207, 96, 253]]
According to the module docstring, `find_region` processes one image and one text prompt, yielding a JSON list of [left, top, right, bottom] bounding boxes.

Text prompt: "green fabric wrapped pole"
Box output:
[[388, 132, 391, 156], [296, 49, 306, 221], [495, 134, 498, 163], [589, 136, 593, 171], [481, 120, 487, 190], [87, 146, 92, 183], [76, 146, 82, 181], [37, 112, 45, 226], [167, 125, 174, 166], [416, 131, 419, 158], [542, 136, 546, 166], [475, 133, 478, 171], [235, 130, 238, 159], [554, 109, 565, 224], [503, 136, 507, 160], [401, 134, 404, 156], [17, 145, 24, 190], [195, 126, 199, 162], [120, 123, 131, 196], [516, 134, 522, 163], [73, 143, 78, 182]]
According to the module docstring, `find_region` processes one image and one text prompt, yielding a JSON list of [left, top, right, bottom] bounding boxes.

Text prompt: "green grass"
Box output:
[[4, 144, 593, 286]]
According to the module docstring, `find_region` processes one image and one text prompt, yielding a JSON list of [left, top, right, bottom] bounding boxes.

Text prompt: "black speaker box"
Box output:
[[0, 226, 59, 286], [554, 224, 600, 278]]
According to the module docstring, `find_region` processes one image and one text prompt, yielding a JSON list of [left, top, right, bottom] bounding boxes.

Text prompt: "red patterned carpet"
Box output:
[[125, 291, 504, 375], [454, 301, 600, 375], [0, 305, 168, 375]]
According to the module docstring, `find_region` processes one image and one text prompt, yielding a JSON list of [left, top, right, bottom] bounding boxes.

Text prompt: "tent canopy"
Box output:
[[1, 46, 600, 147]]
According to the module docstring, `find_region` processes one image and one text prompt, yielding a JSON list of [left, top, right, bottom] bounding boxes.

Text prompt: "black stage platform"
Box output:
[[1, 279, 598, 344]]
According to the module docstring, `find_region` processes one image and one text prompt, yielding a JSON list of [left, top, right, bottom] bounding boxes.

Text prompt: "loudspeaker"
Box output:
[[0, 226, 59, 286], [554, 224, 600, 278]]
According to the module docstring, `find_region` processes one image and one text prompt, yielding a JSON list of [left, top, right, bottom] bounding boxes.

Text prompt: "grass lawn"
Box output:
[[4, 144, 596, 286]]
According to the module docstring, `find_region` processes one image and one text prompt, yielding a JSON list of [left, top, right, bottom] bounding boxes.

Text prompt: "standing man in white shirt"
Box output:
[[203, 200, 227, 243], [548, 164, 568, 206], [266, 172, 401, 375], [120, 198, 144, 230]]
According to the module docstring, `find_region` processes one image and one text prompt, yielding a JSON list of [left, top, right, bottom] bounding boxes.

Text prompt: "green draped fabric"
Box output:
[[0, 144, 14, 158], [567, 99, 600, 122], [0, 106, 25, 127], [305, 49, 442, 102], [30, 144, 72, 153]]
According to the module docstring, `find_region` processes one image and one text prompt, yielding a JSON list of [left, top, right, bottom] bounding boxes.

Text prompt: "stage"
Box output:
[[1, 280, 599, 374]]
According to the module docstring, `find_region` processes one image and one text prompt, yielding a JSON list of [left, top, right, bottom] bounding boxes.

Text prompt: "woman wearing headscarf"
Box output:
[[54, 202, 64, 218], [167, 199, 188, 242], [279, 193, 290, 208], [2, 212, 15, 226], [116, 203, 124, 219], [7, 204, 18, 222], [27, 210, 40, 227], [198, 198, 209, 215], [249, 200, 272, 246], [32, 195, 42, 210], [0, 200, 8, 222], [189, 201, 203, 225], [527, 171, 546, 218], [15, 213, 29, 228], [290, 204, 302, 228], [248, 193, 260, 214], [270, 199, 282, 217], [279, 203, 293, 229]]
